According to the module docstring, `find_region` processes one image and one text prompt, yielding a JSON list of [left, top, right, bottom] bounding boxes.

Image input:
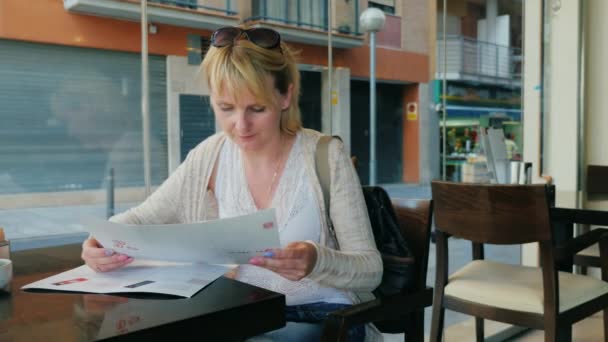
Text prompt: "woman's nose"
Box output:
[[234, 112, 250, 131]]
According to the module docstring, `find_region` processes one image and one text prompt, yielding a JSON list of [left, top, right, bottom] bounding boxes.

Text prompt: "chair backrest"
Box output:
[[391, 198, 433, 290], [431, 181, 552, 244], [587, 165, 608, 197]]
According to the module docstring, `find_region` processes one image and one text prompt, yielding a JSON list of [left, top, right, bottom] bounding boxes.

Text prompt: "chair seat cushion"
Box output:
[[444, 260, 608, 313], [578, 244, 599, 257]]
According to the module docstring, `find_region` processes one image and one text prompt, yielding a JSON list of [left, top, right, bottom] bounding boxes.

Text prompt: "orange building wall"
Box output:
[[0, 0, 430, 84], [0, 0, 213, 56], [402, 85, 420, 183], [338, 47, 429, 83]]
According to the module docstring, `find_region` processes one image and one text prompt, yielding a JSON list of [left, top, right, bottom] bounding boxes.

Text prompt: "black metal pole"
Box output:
[[106, 168, 115, 219]]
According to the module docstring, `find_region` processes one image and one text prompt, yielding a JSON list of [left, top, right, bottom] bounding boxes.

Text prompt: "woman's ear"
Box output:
[[281, 83, 294, 111]]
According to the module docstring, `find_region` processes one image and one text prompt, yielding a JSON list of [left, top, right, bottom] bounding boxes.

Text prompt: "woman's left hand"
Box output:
[[249, 242, 317, 281]]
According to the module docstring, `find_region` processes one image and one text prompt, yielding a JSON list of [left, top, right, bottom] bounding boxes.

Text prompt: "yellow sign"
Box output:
[[331, 91, 338, 105], [406, 102, 418, 121]]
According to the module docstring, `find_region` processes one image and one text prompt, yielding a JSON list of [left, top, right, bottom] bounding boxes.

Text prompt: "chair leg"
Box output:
[[556, 325, 571, 342], [405, 310, 424, 342], [604, 308, 608, 342], [430, 302, 445, 342], [475, 317, 484, 342], [545, 324, 571, 342]]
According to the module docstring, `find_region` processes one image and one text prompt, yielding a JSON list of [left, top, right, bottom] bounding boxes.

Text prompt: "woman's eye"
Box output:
[[251, 106, 266, 113], [219, 106, 233, 112]]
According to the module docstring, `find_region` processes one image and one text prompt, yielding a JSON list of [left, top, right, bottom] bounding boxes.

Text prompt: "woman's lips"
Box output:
[[238, 134, 256, 142]]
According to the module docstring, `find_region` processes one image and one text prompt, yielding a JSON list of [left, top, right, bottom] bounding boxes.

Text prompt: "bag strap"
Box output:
[[315, 135, 342, 248], [315, 136, 334, 212]]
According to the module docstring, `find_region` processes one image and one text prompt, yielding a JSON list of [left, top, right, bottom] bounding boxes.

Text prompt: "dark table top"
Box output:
[[0, 244, 285, 341]]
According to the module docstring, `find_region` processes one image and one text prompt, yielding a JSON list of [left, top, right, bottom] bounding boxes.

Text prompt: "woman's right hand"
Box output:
[[81, 237, 134, 272]]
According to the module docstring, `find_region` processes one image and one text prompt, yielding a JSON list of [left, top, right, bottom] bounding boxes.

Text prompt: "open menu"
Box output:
[[22, 260, 231, 297], [22, 209, 280, 297]]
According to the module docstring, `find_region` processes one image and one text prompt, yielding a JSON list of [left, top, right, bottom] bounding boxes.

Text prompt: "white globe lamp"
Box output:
[[359, 7, 386, 33], [359, 7, 386, 185]]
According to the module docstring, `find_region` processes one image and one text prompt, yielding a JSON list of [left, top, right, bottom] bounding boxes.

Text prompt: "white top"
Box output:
[[215, 132, 352, 305]]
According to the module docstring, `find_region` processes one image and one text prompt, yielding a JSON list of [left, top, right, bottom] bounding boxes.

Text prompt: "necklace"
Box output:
[[267, 163, 280, 196], [267, 137, 286, 197]]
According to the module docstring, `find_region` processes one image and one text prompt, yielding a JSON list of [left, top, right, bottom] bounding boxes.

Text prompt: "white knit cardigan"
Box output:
[[111, 128, 383, 298]]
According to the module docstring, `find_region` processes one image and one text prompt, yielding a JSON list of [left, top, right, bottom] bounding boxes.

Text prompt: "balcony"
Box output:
[[436, 35, 522, 87], [244, 0, 363, 48], [64, 0, 239, 31]]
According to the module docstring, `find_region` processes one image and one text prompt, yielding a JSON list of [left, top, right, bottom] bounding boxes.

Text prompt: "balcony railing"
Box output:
[[64, 0, 239, 30], [246, 0, 360, 35], [148, 0, 237, 16], [436, 35, 522, 84]]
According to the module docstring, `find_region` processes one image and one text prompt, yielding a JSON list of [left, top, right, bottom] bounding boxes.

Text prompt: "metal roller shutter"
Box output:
[[0, 39, 168, 194]]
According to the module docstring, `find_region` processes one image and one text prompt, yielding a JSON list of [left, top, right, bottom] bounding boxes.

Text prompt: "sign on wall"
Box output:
[[406, 102, 418, 121]]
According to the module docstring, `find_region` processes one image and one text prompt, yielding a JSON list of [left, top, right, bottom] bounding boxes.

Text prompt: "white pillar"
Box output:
[[166, 56, 211, 173], [322, 67, 351, 154], [584, 0, 608, 210], [522, 0, 582, 267], [418, 83, 440, 184], [486, 0, 498, 44]]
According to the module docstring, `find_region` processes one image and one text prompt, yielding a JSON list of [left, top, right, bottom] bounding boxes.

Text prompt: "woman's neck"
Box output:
[[241, 132, 293, 166]]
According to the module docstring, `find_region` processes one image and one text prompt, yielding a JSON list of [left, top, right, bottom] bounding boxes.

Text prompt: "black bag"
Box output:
[[315, 136, 415, 298], [361, 186, 415, 297]]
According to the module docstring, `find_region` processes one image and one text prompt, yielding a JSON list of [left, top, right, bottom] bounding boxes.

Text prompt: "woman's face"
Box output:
[[211, 78, 292, 151]]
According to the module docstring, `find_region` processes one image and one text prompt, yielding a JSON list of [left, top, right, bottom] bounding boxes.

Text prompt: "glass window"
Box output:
[[368, 1, 395, 15], [0, 39, 167, 245], [436, 1, 525, 336]]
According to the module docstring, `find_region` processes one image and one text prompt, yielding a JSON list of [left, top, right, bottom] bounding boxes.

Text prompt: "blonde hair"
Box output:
[[201, 32, 302, 135]]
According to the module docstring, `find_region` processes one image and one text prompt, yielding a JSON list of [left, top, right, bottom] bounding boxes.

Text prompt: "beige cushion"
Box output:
[[578, 244, 599, 257], [444, 260, 608, 313]]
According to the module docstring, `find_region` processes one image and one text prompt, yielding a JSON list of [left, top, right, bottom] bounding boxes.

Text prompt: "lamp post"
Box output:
[[140, 0, 151, 197], [359, 7, 385, 186]]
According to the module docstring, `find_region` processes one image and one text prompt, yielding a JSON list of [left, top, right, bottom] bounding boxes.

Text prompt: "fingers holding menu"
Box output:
[[81, 237, 134, 272], [249, 242, 317, 281]]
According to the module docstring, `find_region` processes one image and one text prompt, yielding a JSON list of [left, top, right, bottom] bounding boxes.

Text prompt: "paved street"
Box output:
[[1, 183, 433, 249]]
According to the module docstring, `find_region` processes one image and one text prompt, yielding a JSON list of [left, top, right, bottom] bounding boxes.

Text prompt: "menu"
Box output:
[[22, 209, 280, 297]]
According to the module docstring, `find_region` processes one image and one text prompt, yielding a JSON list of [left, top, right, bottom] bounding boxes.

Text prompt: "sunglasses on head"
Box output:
[[211, 27, 282, 49]]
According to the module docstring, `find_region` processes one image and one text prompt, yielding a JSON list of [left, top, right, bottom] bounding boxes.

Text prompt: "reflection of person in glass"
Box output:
[[0, 76, 123, 193], [73, 294, 129, 341], [447, 127, 457, 153], [81, 26, 382, 341], [49, 75, 162, 190], [505, 132, 519, 160], [50, 76, 128, 150]]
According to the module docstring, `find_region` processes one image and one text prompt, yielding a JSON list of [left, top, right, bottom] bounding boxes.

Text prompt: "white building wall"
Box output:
[[168, 57, 354, 166], [522, 0, 582, 266], [166, 56, 210, 173], [523, 0, 608, 267], [583, 0, 608, 210], [322, 67, 351, 154], [418, 82, 439, 184], [543, 0, 581, 208]]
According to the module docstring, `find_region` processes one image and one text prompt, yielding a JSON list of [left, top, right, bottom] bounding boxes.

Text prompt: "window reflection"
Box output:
[[0, 41, 168, 196]]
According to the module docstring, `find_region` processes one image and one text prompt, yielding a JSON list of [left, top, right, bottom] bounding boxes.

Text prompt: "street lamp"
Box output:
[[359, 7, 385, 186]]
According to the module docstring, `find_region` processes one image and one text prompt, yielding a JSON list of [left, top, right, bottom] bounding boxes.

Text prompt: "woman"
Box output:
[[81, 26, 383, 341]]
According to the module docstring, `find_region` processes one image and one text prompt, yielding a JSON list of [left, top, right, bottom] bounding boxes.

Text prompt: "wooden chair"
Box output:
[[430, 180, 608, 342], [550, 207, 608, 273], [574, 165, 608, 273], [321, 198, 434, 342]]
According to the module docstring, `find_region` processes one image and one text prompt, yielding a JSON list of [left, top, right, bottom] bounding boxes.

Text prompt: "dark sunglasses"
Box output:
[[211, 27, 281, 49]]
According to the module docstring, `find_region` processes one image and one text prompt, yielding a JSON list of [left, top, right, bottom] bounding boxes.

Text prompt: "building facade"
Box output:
[[0, 0, 435, 211], [435, 0, 522, 182]]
